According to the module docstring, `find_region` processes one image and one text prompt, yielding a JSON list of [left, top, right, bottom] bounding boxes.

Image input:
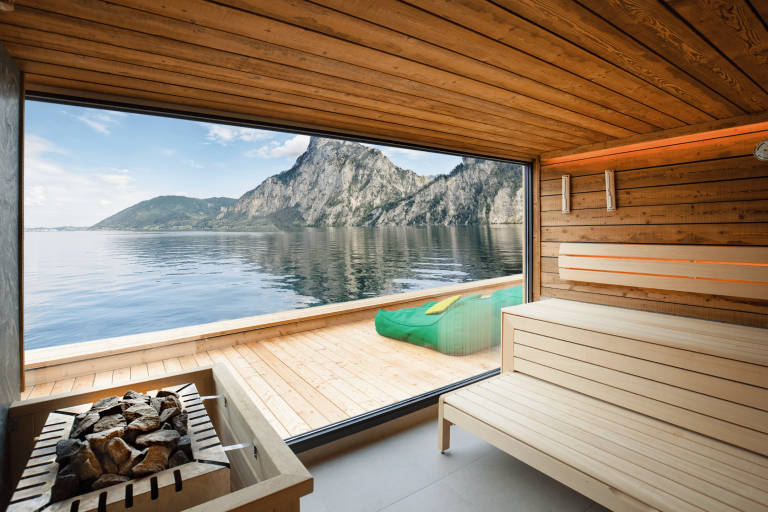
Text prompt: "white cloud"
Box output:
[[26, 186, 45, 206], [201, 123, 274, 145], [162, 149, 176, 156], [24, 134, 154, 228], [249, 135, 310, 159], [73, 109, 126, 135], [184, 159, 203, 168]]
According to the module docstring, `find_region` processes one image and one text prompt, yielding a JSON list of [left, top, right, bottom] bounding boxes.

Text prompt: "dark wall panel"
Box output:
[[0, 40, 21, 509]]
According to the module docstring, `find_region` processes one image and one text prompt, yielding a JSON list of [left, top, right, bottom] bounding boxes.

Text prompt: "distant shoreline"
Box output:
[[26, 223, 522, 233]]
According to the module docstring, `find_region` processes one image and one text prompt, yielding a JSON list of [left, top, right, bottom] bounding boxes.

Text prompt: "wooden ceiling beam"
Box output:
[[664, 0, 768, 92], [25, 75, 537, 161], [4, 41, 567, 152], [492, 0, 745, 120], [246, 0, 682, 132], [11, 1, 611, 143], [578, 0, 768, 113], [20, 61, 540, 158], [401, 0, 714, 126], [0, 23, 576, 149], [92, 0, 637, 138], [163, 0, 648, 136]]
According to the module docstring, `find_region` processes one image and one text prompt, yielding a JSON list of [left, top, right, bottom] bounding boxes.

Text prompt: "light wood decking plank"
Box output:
[[259, 341, 366, 418], [130, 364, 149, 381], [288, 333, 398, 407], [28, 382, 55, 399], [321, 326, 450, 389], [162, 358, 183, 373], [247, 342, 348, 424], [146, 361, 165, 377], [20, 385, 34, 401], [112, 367, 131, 383], [50, 378, 76, 395], [193, 352, 214, 367], [73, 374, 96, 391], [306, 334, 414, 400], [21, 316, 497, 439], [178, 354, 199, 370], [206, 349, 291, 439], [331, 325, 465, 384], [218, 346, 311, 436], [274, 339, 381, 411], [234, 344, 331, 429]]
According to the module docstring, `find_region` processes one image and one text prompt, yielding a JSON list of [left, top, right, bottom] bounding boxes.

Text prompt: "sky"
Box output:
[[24, 101, 463, 228]]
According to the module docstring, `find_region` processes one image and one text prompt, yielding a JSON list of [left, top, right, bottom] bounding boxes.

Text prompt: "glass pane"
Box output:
[[23, 101, 524, 438]]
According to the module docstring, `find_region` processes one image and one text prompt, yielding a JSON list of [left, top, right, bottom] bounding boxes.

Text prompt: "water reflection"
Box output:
[[24, 225, 522, 349]]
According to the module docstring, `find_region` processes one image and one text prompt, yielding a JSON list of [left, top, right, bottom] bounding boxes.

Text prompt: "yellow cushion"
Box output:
[[425, 295, 461, 315]]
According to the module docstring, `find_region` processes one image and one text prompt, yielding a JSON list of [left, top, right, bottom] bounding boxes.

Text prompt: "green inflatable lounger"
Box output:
[[374, 285, 523, 356]]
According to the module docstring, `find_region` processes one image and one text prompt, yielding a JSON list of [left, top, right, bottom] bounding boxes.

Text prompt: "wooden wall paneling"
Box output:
[[752, 0, 768, 25], [557, 268, 768, 301], [541, 177, 768, 211], [540, 272, 768, 315], [490, 0, 741, 120], [578, 0, 768, 113], [5, 1, 609, 145], [400, 0, 712, 126], [540, 130, 768, 179], [307, 0, 684, 132], [539, 288, 768, 328], [540, 155, 768, 196], [540, 113, 768, 163], [541, 223, 768, 245], [664, 0, 768, 90], [537, 121, 768, 326], [541, 200, 768, 227]]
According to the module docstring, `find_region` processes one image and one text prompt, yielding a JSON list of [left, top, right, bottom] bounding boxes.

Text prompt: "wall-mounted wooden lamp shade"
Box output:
[[605, 170, 616, 211], [562, 175, 570, 213]]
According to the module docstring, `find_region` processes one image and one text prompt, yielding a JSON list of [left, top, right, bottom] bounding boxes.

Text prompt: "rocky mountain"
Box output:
[[215, 137, 523, 228], [215, 137, 429, 228], [366, 158, 523, 226], [91, 137, 524, 230], [91, 196, 237, 230]]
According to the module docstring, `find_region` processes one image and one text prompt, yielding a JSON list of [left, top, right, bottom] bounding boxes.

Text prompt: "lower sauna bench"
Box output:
[[438, 299, 768, 512]]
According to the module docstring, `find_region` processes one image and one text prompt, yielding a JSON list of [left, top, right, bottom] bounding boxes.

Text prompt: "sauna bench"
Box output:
[[438, 299, 768, 512]]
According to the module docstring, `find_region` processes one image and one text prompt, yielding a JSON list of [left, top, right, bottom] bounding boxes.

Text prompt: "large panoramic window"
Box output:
[[24, 101, 524, 438]]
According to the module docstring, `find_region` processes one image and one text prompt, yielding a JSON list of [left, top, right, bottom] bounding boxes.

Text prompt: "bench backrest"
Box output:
[[502, 299, 768, 456], [557, 243, 768, 300]]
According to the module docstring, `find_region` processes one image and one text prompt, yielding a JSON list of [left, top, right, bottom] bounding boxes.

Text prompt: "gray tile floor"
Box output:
[[301, 419, 613, 512]]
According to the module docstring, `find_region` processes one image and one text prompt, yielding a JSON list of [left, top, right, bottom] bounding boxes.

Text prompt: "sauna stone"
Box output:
[[92, 474, 131, 490]]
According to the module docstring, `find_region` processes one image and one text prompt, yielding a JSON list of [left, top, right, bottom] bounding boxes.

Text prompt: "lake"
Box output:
[[24, 225, 523, 350]]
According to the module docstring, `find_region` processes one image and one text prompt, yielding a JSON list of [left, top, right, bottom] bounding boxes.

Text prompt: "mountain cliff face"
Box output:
[[367, 158, 523, 226], [91, 196, 237, 230], [92, 137, 524, 230], [216, 137, 429, 227]]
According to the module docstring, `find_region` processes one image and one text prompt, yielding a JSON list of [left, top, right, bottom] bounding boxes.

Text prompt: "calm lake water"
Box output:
[[24, 225, 523, 350]]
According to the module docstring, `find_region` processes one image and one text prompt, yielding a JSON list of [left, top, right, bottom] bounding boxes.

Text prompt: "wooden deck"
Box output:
[[20, 318, 499, 439]]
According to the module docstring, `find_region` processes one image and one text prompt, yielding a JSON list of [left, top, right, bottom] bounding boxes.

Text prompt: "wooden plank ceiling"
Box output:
[[1, 0, 768, 160]]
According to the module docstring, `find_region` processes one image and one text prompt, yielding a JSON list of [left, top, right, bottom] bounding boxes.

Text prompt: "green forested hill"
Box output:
[[91, 196, 237, 230]]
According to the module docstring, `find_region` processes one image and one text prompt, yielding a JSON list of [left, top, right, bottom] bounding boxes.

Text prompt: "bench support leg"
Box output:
[[438, 397, 452, 453]]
